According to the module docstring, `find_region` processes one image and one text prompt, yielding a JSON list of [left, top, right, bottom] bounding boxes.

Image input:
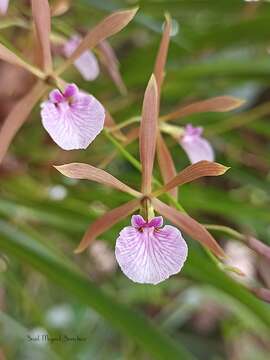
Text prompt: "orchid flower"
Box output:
[[105, 15, 244, 199], [0, 1, 138, 162], [62, 36, 126, 94], [55, 74, 228, 284], [0, 0, 9, 15], [115, 214, 188, 284], [179, 124, 214, 164], [41, 83, 105, 150], [63, 35, 100, 81]]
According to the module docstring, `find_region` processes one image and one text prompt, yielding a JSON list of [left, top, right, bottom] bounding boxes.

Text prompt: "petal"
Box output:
[[115, 225, 188, 284], [64, 36, 100, 81], [74, 50, 100, 81], [0, 0, 9, 14], [41, 92, 105, 150], [180, 136, 214, 164]]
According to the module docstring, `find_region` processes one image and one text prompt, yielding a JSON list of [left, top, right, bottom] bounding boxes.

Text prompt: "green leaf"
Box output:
[[0, 220, 193, 360], [184, 245, 270, 333]]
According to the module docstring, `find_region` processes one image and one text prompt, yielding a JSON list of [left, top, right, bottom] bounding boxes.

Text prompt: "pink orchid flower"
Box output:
[[115, 214, 188, 284], [0, 4, 137, 163], [0, 0, 9, 14], [41, 83, 105, 150], [179, 124, 214, 164], [63, 35, 100, 81]]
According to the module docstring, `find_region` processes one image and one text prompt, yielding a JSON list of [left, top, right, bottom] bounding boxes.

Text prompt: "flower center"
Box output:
[[131, 215, 163, 231]]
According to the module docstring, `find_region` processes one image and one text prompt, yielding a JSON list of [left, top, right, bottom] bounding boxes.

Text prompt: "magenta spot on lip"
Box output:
[[131, 215, 163, 229], [185, 124, 203, 137], [49, 89, 64, 104], [64, 84, 79, 98], [49, 84, 79, 105]]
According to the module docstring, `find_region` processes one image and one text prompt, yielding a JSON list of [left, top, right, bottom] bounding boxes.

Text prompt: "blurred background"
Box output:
[[0, 0, 270, 359]]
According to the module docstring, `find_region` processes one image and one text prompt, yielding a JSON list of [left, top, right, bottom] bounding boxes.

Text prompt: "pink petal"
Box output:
[[179, 125, 214, 164], [64, 36, 100, 81], [41, 84, 105, 150], [115, 219, 188, 284], [0, 0, 9, 14]]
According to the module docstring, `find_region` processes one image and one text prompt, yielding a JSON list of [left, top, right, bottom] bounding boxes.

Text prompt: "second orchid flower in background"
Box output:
[[179, 124, 214, 164], [63, 35, 100, 81], [0, 0, 9, 15], [41, 83, 105, 150], [0, 2, 137, 162]]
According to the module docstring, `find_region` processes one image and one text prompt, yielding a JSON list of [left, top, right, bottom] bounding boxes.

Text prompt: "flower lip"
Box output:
[[41, 83, 105, 150], [115, 214, 188, 284], [179, 123, 214, 164]]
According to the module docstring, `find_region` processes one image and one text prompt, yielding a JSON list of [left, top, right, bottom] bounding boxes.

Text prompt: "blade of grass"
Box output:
[[0, 220, 194, 360], [184, 244, 270, 332]]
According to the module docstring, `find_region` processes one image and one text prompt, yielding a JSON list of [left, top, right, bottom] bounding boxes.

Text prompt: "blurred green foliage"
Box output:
[[1, 0, 270, 359]]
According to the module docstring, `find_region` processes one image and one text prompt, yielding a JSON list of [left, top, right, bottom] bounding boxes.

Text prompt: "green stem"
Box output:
[[159, 122, 184, 139], [204, 247, 220, 267], [107, 116, 141, 133], [104, 129, 141, 171], [0, 17, 28, 30], [204, 224, 245, 242]]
